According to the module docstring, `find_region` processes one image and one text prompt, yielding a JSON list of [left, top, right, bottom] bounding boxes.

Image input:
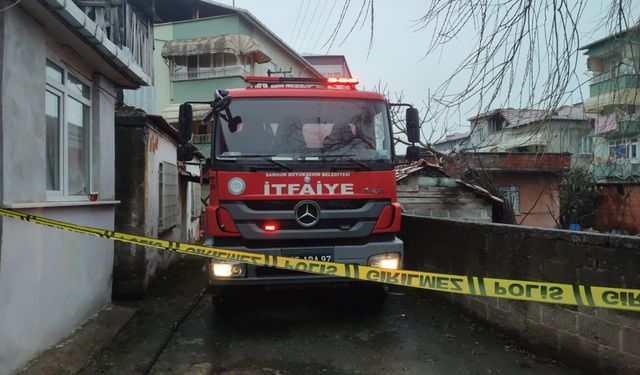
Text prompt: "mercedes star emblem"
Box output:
[[294, 200, 321, 228]]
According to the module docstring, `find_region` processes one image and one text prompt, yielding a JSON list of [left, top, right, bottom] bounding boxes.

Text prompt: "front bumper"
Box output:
[[203, 237, 403, 290]]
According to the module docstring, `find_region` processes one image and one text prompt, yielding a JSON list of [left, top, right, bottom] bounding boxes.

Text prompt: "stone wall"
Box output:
[[113, 125, 149, 298], [400, 215, 640, 374]]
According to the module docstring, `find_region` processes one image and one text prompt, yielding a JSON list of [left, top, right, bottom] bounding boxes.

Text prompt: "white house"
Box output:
[[0, 1, 152, 373]]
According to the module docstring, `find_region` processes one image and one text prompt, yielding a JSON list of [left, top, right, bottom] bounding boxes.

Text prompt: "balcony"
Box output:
[[584, 87, 640, 113], [617, 120, 640, 134], [589, 74, 640, 97], [595, 116, 640, 136], [171, 66, 249, 81], [592, 160, 640, 181]]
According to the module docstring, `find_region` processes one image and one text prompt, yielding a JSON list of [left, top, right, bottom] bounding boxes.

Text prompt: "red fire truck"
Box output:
[[177, 76, 420, 312]]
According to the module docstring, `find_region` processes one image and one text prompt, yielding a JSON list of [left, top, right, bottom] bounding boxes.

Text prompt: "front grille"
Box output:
[[257, 219, 358, 230], [220, 199, 390, 241], [238, 233, 397, 249], [243, 199, 381, 211]]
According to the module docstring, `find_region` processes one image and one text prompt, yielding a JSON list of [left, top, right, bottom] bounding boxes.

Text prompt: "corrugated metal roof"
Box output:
[[475, 132, 548, 152], [161, 34, 271, 64]]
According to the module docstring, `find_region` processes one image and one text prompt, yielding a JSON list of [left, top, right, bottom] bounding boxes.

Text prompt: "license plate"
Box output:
[[293, 254, 333, 262], [282, 248, 333, 262]]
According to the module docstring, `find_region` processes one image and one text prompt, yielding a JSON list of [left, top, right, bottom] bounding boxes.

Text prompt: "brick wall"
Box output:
[[595, 184, 640, 235], [445, 152, 572, 171], [400, 215, 640, 374]]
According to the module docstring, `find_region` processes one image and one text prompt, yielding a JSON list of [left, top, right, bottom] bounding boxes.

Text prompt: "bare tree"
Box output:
[[325, 0, 638, 124], [326, 0, 639, 226]]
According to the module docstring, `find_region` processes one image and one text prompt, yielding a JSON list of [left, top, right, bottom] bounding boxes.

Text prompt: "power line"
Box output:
[[298, 0, 323, 53], [311, 0, 339, 53], [338, 0, 369, 47], [292, 0, 312, 49], [322, 0, 351, 53], [288, 0, 306, 45]]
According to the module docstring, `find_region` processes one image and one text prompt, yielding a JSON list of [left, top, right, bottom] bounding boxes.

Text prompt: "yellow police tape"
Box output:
[[1, 208, 638, 312]]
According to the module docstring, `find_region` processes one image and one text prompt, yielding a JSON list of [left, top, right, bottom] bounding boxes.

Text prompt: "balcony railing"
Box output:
[[617, 120, 640, 134], [589, 74, 640, 97], [592, 160, 640, 181], [192, 134, 212, 144], [171, 66, 249, 81]]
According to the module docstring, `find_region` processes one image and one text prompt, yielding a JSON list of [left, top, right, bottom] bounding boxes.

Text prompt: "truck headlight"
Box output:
[[368, 253, 401, 270], [209, 260, 246, 278]]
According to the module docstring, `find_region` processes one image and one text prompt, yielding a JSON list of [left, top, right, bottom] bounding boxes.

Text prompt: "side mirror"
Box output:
[[178, 103, 193, 144], [177, 144, 193, 162], [406, 107, 420, 143], [406, 145, 420, 162], [228, 116, 243, 133]]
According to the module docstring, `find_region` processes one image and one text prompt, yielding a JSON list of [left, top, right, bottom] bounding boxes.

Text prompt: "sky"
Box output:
[[216, 0, 640, 141]]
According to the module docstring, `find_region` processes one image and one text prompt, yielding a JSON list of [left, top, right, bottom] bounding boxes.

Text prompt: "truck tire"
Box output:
[[367, 285, 388, 309], [212, 295, 233, 317], [355, 285, 388, 310]]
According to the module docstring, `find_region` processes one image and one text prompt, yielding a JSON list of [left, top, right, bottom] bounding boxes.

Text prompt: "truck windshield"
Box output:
[[215, 98, 392, 162]]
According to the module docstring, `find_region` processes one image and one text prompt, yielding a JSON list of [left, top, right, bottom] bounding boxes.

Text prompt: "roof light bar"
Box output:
[[244, 76, 359, 87], [327, 77, 359, 85]]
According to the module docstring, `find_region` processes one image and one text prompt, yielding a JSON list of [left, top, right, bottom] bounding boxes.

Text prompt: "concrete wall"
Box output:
[[400, 215, 640, 374], [0, 207, 115, 374], [172, 76, 245, 103], [397, 176, 493, 222], [144, 124, 183, 280], [154, 24, 173, 113], [0, 7, 120, 373], [1, 6, 46, 203]]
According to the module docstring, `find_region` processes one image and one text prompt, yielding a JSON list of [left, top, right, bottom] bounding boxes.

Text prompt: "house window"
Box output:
[[159, 162, 179, 231], [580, 136, 593, 154], [187, 55, 198, 79], [45, 59, 91, 198], [498, 185, 520, 213], [478, 127, 486, 142], [608, 138, 638, 160], [488, 116, 504, 132]]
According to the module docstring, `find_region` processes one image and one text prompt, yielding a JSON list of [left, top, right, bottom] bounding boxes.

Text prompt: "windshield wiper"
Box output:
[[318, 154, 371, 171], [226, 154, 293, 171]]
